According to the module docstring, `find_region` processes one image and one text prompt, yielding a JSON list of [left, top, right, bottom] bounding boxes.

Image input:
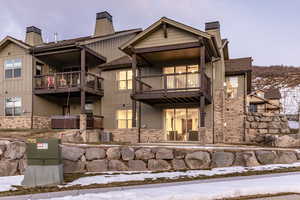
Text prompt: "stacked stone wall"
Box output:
[[245, 112, 290, 142], [224, 97, 245, 143], [0, 116, 51, 129], [106, 128, 164, 143], [1, 139, 300, 176]]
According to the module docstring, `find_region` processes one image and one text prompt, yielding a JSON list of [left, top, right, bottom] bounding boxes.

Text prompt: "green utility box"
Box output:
[[22, 138, 64, 187], [26, 138, 62, 165]]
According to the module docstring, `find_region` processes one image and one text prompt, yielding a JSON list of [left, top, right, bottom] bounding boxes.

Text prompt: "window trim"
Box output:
[[4, 58, 22, 79], [116, 109, 132, 129], [5, 97, 22, 116], [117, 70, 132, 90]]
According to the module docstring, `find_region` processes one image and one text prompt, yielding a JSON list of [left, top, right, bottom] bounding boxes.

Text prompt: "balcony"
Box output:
[[34, 71, 103, 96], [132, 72, 211, 106]]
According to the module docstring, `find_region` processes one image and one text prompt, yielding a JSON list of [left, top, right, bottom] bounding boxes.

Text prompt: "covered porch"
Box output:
[[32, 43, 106, 129]]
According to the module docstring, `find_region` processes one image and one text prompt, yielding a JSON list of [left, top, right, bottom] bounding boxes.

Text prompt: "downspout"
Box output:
[[243, 73, 246, 142], [211, 60, 215, 144]]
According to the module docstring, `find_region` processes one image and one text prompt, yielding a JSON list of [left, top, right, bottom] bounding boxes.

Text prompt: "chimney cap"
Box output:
[[26, 26, 42, 35], [205, 21, 220, 31], [96, 11, 112, 22]]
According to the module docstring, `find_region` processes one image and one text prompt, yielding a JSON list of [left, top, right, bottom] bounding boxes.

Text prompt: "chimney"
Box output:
[[25, 26, 43, 46], [205, 21, 221, 47], [94, 11, 115, 37]]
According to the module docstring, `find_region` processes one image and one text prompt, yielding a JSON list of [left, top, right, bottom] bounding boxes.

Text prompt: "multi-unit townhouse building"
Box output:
[[0, 11, 252, 144]]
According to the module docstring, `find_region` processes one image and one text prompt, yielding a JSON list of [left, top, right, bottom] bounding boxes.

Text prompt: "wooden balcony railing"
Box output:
[[51, 115, 104, 129], [34, 71, 103, 93], [135, 72, 211, 95]]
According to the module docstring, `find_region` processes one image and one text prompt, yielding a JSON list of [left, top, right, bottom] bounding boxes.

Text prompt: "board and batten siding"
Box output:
[[134, 26, 198, 49], [87, 33, 137, 62], [0, 43, 33, 116]]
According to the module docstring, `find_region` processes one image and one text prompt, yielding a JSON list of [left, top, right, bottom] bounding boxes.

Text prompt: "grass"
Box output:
[[1, 166, 300, 197]]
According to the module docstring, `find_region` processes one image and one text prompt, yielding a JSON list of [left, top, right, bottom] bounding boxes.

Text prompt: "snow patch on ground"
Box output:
[[0, 175, 23, 192], [63, 162, 300, 187], [37, 173, 300, 200], [281, 86, 300, 114], [288, 120, 299, 129]]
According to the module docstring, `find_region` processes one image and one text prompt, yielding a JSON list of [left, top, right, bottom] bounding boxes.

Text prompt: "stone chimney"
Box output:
[[25, 26, 43, 46], [94, 11, 115, 37], [205, 21, 221, 47]]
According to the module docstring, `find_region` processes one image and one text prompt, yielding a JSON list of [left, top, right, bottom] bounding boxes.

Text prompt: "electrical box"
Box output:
[[26, 138, 62, 165], [22, 138, 63, 187]]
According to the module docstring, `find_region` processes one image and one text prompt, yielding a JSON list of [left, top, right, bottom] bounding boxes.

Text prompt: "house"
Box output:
[[247, 88, 281, 113], [0, 11, 252, 144], [0, 11, 141, 129]]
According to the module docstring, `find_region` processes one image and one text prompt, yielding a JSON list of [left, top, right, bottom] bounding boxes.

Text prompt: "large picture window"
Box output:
[[164, 65, 199, 89], [117, 70, 132, 90], [116, 109, 132, 128], [5, 97, 22, 116], [226, 76, 238, 98], [4, 59, 22, 79]]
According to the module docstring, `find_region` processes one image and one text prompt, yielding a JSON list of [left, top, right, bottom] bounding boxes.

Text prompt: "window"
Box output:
[[116, 109, 132, 128], [163, 65, 199, 89], [226, 76, 238, 98], [117, 70, 132, 90], [5, 97, 22, 116], [4, 59, 22, 79], [249, 104, 258, 113]]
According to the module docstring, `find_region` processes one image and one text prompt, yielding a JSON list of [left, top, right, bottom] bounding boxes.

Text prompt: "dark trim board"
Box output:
[[133, 42, 201, 54], [132, 90, 211, 105]]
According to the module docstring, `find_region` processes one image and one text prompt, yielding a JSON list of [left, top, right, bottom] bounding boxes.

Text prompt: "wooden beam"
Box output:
[[132, 53, 137, 128], [34, 48, 79, 57], [80, 49, 86, 114], [133, 42, 201, 54], [200, 96, 206, 127]]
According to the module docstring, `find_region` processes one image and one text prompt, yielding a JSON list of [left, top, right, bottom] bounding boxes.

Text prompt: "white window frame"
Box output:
[[4, 58, 22, 79], [5, 97, 22, 116]]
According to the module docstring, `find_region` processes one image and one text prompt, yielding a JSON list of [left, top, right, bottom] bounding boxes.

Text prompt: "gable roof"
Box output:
[[225, 57, 252, 74], [264, 88, 281, 100], [119, 17, 220, 57], [33, 28, 142, 52], [99, 55, 132, 70], [0, 36, 31, 50]]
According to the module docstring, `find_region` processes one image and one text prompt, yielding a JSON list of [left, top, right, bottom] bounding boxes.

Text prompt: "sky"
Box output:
[[1, 0, 300, 66]]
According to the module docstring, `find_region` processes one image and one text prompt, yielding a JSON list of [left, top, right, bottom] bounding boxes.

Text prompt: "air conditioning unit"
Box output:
[[101, 131, 113, 142]]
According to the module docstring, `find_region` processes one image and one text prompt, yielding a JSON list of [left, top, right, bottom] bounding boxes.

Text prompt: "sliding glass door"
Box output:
[[164, 108, 199, 141]]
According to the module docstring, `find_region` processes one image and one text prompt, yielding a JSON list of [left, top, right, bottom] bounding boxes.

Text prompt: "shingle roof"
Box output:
[[33, 28, 142, 51], [225, 57, 252, 74], [99, 56, 132, 70], [264, 88, 281, 99]]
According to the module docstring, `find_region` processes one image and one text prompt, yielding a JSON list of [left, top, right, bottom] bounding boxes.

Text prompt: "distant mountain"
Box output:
[[252, 65, 300, 114]]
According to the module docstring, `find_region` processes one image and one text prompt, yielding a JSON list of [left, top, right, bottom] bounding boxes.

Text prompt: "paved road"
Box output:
[[1, 172, 300, 200]]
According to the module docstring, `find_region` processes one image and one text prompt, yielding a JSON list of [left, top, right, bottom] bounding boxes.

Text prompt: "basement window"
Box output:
[[116, 109, 132, 129], [5, 97, 22, 116], [226, 76, 238, 98], [117, 70, 132, 90], [4, 59, 22, 79]]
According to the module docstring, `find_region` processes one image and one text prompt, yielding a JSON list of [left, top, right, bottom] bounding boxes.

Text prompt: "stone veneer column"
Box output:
[[80, 114, 87, 131], [213, 89, 225, 143]]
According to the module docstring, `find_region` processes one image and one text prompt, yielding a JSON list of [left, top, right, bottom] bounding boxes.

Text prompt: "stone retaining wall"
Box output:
[[0, 116, 51, 129], [245, 112, 290, 142], [1, 139, 300, 176], [106, 128, 164, 143]]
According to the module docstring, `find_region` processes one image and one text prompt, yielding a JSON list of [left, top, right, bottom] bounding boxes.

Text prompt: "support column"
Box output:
[[199, 40, 206, 143], [80, 49, 86, 114], [132, 53, 137, 128], [137, 66, 142, 142]]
